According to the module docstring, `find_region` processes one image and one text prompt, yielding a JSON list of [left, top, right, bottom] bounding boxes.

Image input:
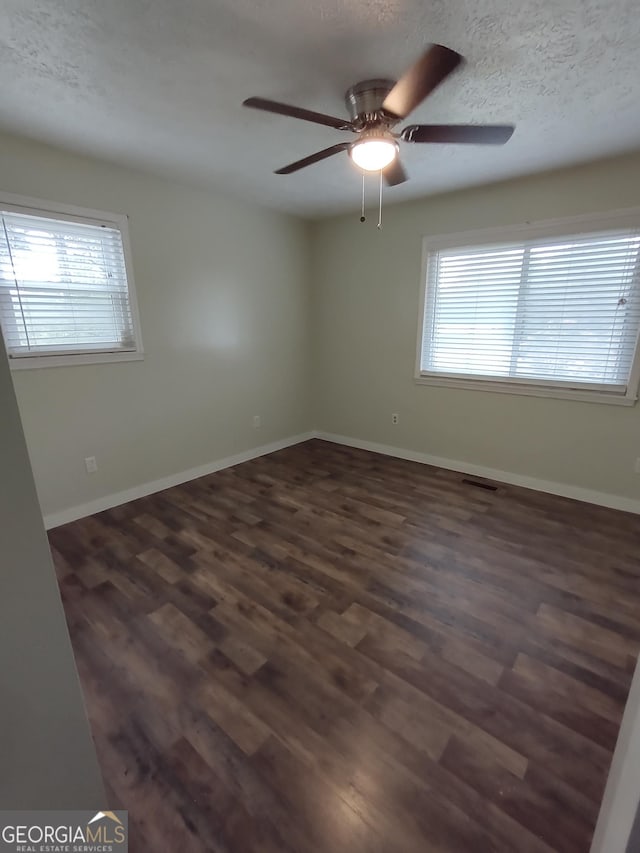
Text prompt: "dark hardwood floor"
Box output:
[[49, 439, 640, 852]]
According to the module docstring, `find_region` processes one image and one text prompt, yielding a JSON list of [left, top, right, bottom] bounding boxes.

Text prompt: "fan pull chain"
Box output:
[[360, 174, 366, 222], [377, 170, 383, 230]]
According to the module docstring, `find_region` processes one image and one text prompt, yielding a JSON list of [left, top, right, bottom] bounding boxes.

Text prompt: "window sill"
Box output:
[[9, 351, 144, 370], [414, 373, 638, 406]]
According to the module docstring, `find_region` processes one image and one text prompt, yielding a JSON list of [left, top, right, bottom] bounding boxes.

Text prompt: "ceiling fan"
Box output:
[[243, 44, 514, 185]]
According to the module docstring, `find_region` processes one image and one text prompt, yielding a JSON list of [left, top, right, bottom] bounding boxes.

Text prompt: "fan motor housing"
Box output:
[[345, 79, 396, 127]]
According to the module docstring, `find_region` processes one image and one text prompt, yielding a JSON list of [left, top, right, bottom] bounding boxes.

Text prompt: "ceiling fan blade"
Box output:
[[384, 158, 408, 186], [275, 143, 351, 174], [402, 124, 515, 144], [243, 97, 353, 131], [382, 44, 463, 120]]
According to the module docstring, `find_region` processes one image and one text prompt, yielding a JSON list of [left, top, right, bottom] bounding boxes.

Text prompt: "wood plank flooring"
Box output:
[[49, 439, 640, 852]]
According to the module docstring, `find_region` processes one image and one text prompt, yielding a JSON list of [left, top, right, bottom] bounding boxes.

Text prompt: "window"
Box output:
[[417, 213, 640, 405], [0, 194, 142, 368]]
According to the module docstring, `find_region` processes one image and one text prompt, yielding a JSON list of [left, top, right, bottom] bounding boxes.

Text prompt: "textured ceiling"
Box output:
[[1, 0, 639, 216]]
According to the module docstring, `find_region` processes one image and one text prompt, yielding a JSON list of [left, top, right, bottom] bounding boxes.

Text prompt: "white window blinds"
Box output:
[[421, 229, 640, 393], [0, 209, 136, 359]]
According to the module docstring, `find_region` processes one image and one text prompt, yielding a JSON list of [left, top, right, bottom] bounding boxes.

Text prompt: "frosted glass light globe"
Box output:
[[350, 138, 398, 171]]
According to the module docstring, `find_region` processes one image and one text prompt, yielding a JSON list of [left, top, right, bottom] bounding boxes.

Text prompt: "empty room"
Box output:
[[1, 1, 640, 851]]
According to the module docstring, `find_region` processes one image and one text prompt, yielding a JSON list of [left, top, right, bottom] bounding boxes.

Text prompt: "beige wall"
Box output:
[[0, 329, 104, 807], [0, 132, 311, 519], [311, 152, 640, 504], [3, 133, 640, 515]]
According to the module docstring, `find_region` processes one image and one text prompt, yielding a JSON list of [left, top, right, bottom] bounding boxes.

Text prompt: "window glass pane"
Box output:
[[421, 229, 640, 390], [0, 209, 136, 357], [514, 236, 640, 384], [425, 248, 523, 376]]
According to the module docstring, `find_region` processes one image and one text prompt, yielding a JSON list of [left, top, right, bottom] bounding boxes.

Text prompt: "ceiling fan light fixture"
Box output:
[[244, 44, 514, 185], [350, 137, 398, 172]]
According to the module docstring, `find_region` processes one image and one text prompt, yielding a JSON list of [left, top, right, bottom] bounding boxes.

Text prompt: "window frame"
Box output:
[[415, 208, 640, 407], [0, 191, 143, 370]]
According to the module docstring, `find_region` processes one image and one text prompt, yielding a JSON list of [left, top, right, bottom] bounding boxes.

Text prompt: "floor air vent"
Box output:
[[462, 478, 498, 491]]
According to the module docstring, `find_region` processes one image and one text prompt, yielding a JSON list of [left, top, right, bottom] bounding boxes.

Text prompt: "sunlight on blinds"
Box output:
[[0, 210, 135, 357]]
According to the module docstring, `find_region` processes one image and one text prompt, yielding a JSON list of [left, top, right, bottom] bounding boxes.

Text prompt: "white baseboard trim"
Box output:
[[44, 431, 315, 529], [44, 428, 640, 528], [315, 431, 640, 515]]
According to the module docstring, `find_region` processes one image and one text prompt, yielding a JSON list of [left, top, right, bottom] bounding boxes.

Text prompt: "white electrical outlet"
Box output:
[[253, 415, 261, 429], [84, 456, 98, 474], [635, 457, 640, 474], [391, 413, 399, 425]]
